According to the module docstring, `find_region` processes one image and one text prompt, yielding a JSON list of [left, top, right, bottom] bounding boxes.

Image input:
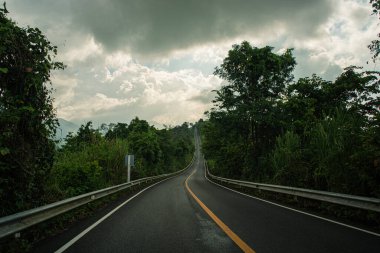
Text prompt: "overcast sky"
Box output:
[[8, 0, 379, 127]]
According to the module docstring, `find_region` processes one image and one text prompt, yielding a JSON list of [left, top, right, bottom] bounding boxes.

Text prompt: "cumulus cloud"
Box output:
[[58, 93, 137, 121], [52, 50, 223, 125], [188, 90, 218, 104], [289, 0, 378, 80], [8, 0, 379, 126], [52, 73, 78, 108], [60, 36, 103, 64], [70, 0, 333, 56]]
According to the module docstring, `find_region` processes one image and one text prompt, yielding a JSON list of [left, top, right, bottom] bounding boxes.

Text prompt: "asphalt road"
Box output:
[[188, 150, 380, 252], [34, 132, 380, 252]]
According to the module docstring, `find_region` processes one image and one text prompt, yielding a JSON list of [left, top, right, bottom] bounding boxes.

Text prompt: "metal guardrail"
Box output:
[[0, 156, 195, 239], [204, 158, 380, 213]]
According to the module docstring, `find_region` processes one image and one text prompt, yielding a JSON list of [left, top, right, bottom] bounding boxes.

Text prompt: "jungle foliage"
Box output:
[[200, 41, 380, 198], [369, 0, 380, 61], [0, 8, 194, 217], [0, 5, 64, 216], [47, 119, 194, 202]]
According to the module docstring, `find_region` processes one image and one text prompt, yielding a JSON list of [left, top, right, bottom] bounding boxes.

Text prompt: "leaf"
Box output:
[[0, 67, 8, 73], [20, 106, 35, 112], [0, 148, 10, 156]]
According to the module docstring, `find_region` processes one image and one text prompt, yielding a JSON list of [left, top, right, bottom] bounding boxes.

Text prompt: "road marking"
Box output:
[[203, 162, 380, 238], [55, 176, 176, 253], [185, 169, 256, 253]]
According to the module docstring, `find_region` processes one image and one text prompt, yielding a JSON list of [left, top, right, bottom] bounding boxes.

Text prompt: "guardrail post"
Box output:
[[125, 154, 135, 183]]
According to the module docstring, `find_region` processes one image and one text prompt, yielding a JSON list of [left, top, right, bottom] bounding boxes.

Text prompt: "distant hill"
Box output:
[[55, 118, 79, 142]]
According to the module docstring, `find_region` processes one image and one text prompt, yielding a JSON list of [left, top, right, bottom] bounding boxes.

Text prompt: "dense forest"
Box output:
[[0, 7, 194, 217], [200, 41, 380, 197], [47, 119, 194, 203], [199, 2, 380, 198]]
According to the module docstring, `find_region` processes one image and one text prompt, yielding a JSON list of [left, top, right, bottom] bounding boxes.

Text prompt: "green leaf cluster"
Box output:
[[0, 6, 64, 216], [47, 119, 194, 201], [369, 0, 380, 61], [201, 41, 380, 198]]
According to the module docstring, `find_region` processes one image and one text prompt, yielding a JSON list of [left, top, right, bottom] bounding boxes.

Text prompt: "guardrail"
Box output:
[[204, 158, 380, 213], [0, 155, 195, 239]]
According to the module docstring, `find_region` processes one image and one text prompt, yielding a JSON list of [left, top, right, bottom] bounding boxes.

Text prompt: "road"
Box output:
[[34, 131, 380, 252]]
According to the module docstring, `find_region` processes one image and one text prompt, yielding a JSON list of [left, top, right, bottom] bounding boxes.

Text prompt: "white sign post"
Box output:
[[125, 154, 135, 183]]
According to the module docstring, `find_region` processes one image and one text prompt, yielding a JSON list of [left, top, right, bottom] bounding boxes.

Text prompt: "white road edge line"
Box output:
[[203, 163, 380, 238], [55, 176, 176, 253]]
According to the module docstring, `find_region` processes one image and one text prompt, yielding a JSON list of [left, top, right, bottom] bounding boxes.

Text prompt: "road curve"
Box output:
[[33, 134, 240, 252], [187, 131, 380, 253], [33, 130, 380, 252]]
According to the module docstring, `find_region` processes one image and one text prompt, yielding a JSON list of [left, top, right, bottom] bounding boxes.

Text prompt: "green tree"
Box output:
[[127, 118, 161, 174], [105, 123, 129, 140], [332, 66, 380, 117], [282, 75, 329, 136], [201, 111, 248, 178], [270, 131, 309, 187], [0, 6, 64, 215], [369, 0, 380, 61], [212, 41, 296, 172], [202, 41, 380, 198], [128, 117, 150, 133], [63, 122, 102, 152]]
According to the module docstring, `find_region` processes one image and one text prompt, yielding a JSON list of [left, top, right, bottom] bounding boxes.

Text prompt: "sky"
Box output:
[[8, 0, 379, 127]]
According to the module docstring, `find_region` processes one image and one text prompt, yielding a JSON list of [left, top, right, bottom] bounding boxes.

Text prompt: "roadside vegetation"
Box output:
[[48, 120, 194, 202], [199, 2, 380, 199], [0, 6, 194, 217]]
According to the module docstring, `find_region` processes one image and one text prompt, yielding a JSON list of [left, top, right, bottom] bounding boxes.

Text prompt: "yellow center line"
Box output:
[[185, 169, 256, 253]]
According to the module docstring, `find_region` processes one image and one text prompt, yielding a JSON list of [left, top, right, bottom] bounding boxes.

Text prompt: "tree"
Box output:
[[283, 75, 330, 135], [213, 41, 296, 165], [105, 123, 129, 140], [201, 110, 249, 178], [202, 41, 380, 197], [128, 117, 150, 133], [332, 66, 380, 118], [0, 7, 64, 215], [369, 0, 380, 61], [63, 122, 102, 152]]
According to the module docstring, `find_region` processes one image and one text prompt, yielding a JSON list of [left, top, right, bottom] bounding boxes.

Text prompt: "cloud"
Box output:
[[52, 50, 223, 125], [58, 93, 137, 121], [60, 36, 103, 64], [8, 0, 378, 126], [51, 73, 78, 108], [70, 0, 333, 56], [289, 0, 378, 80], [188, 90, 218, 104]]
